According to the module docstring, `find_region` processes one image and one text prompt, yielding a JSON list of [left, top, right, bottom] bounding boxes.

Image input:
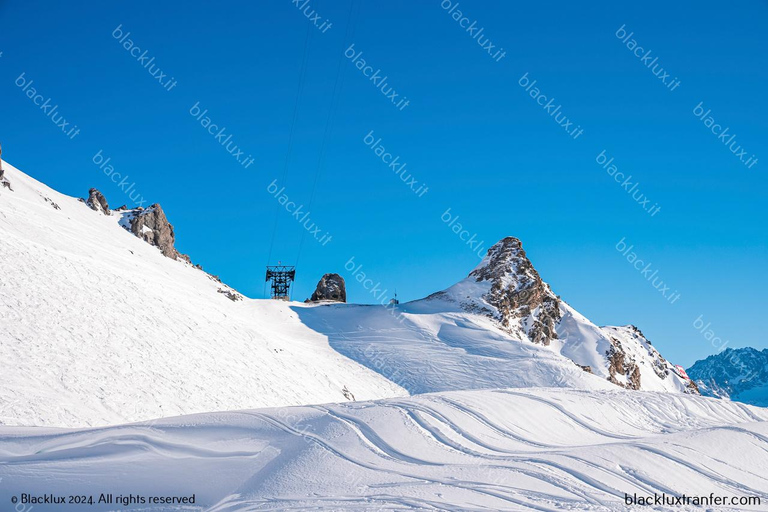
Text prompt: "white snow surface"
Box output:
[[2, 163, 690, 428], [2, 163, 768, 511], [1, 388, 767, 511], [0, 163, 406, 427]]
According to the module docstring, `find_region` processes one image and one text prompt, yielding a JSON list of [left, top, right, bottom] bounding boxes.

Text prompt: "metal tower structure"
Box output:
[[266, 265, 296, 300]]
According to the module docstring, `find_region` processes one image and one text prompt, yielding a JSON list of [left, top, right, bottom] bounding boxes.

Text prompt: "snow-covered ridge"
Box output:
[[2, 162, 694, 427], [430, 236, 694, 394], [0, 162, 406, 427]]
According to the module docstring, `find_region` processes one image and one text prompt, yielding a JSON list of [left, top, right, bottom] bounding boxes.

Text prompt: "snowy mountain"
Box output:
[[687, 348, 768, 406], [0, 162, 406, 427], [0, 162, 696, 427], [1, 161, 767, 511], [428, 237, 695, 393]]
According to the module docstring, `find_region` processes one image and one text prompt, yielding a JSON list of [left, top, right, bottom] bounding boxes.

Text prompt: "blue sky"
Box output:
[[1, 0, 766, 366]]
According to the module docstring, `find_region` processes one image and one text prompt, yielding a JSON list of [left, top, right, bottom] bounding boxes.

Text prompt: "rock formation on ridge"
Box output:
[[309, 273, 347, 302]]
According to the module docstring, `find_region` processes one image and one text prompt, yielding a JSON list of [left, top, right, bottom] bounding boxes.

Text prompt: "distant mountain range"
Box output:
[[688, 347, 768, 407]]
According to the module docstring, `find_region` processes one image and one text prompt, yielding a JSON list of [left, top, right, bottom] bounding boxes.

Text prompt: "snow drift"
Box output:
[[1, 388, 766, 511]]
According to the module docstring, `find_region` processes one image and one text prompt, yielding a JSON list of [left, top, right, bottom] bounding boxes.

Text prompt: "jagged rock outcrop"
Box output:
[[428, 236, 696, 393], [0, 143, 8, 190], [218, 287, 243, 302], [606, 340, 642, 390], [309, 273, 346, 302], [342, 386, 356, 401], [127, 204, 190, 262], [0, 169, 12, 191], [601, 325, 699, 394], [85, 188, 110, 215], [468, 237, 561, 345]]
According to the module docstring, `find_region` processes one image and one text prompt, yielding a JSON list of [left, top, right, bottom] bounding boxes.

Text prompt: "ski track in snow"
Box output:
[[2, 388, 768, 511], [3, 164, 768, 510]]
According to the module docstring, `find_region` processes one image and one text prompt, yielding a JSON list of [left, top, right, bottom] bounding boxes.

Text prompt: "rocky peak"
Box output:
[[127, 203, 189, 262], [309, 273, 346, 302], [469, 237, 561, 345], [85, 188, 110, 215], [0, 144, 8, 190], [0, 175, 12, 191]]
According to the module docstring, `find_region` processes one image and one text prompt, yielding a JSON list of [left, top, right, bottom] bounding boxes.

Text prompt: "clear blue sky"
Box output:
[[1, 0, 766, 366]]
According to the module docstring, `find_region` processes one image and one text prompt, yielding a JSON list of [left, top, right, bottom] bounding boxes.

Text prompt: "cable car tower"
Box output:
[[266, 264, 296, 300]]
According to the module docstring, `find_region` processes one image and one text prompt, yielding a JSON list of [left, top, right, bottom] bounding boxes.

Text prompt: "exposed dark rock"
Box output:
[[606, 337, 642, 390], [85, 188, 110, 215], [0, 144, 8, 190], [342, 386, 356, 401], [114, 199, 247, 302], [218, 288, 243, 302], [127, 203, 190, 262], [309, 273, 346, 302], [626, 325, 669, 380], [0, 168, 12, 191], [575, 363, 593, 374], [469, 237, 561, 345], [43, 196, 61, 210], [115, 205, 128, 211]]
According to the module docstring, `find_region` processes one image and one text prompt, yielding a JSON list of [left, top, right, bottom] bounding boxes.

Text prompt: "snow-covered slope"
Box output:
[[427, 237, 694, 393], [1, 163, 694, 428], [295, 300, 617, 395], [1, 388, 766, 511], [0, 163, 406, 427], [688, 348, 768, 406]]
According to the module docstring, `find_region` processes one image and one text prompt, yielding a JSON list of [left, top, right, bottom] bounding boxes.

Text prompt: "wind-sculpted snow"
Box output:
[[1, 389, 766, 511], [295, 302, 617, 395]]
